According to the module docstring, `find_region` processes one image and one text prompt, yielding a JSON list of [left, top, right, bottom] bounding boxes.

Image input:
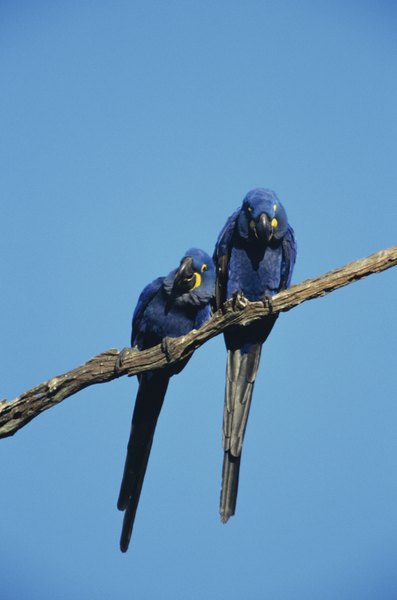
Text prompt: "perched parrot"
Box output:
[[118, 248, 215, 552], [213, 188, 297, 523]]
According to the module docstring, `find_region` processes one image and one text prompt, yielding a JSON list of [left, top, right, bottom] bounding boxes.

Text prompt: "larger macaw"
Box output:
[[117, 248, 215, 552], [213, 188, 297, 523]]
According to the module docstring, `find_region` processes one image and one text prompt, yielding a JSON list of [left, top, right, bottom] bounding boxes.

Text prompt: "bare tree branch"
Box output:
[[1, 245, 396, 439]]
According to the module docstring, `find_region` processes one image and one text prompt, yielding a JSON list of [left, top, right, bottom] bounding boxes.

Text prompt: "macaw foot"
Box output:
[[115, 347, 131, 373], [161, 337, 175, 363], [231, 291, 249, 311], [262, 294, 274, 313]]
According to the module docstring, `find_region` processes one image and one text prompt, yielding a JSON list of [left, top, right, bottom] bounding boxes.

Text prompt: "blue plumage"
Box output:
[[118, 248, 215, 552], [213, 188, 297, 522]]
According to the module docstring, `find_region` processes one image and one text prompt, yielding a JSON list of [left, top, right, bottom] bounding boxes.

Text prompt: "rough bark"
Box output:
[[1, 245, 396, 439]]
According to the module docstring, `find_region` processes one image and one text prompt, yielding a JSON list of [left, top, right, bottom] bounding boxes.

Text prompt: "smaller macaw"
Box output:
[[117, 248, 215, 552], [213, 188, 297, 523]]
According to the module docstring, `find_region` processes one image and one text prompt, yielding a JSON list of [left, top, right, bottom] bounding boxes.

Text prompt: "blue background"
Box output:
[[1, 2, 396, 598]]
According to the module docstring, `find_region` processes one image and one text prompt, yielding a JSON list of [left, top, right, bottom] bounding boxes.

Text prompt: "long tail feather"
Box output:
[[220, 344, 261, 523], [220, 453, 241, 523], [118, 374, 169, 552]]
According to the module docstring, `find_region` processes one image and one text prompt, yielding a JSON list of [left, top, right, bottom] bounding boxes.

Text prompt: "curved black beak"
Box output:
[[254, 212, 273, 242], [173, 256, 196, 293]]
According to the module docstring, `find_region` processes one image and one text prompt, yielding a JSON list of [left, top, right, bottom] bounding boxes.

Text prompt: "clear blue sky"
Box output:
[[1, 2, 397, 598]]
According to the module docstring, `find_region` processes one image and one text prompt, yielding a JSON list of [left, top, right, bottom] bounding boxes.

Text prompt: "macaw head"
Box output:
[[163, 248, 216, 306], [236, 188, 288, 244]]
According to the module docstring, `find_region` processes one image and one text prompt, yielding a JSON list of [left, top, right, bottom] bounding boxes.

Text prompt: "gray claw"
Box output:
[[161, 337, 173, 362], [262, 294, 274, 313], [232, 291, 249, 311], [115, 347, 130, 373]]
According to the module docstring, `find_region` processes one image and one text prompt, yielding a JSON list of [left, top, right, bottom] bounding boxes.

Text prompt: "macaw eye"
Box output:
[[247, 206, 253, 213], [273, 203, 277, 212], [201, 263, 207, 273]]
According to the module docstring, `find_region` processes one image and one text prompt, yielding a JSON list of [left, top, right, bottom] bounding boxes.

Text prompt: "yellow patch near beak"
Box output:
[[271, 218, 278, 228], [192, 272, 202, 289]]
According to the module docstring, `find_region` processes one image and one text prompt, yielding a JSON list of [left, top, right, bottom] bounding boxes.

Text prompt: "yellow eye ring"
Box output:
[[247, 206, 252, 213], [201, 263, 207, 273]]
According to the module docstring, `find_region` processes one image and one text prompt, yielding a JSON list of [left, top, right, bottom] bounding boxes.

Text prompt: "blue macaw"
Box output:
[[118, 248, 215, 552], [213, 188, 297, 523]]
